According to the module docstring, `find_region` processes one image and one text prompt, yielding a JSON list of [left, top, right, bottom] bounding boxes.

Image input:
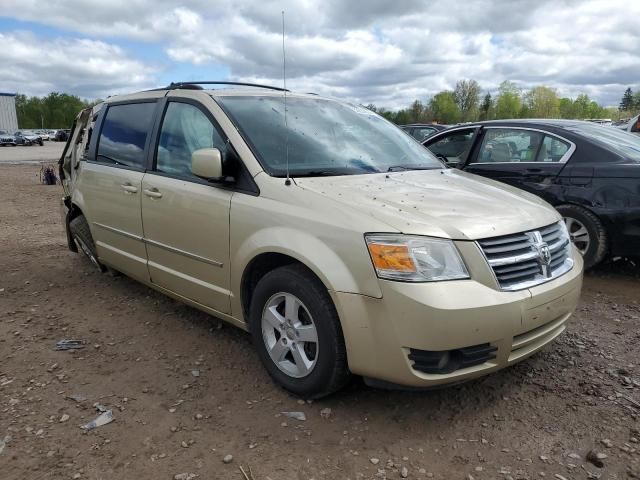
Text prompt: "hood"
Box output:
[[294, 169, 560, 240]]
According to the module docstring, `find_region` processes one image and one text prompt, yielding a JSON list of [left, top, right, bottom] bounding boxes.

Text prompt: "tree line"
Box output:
[[14, 83, 639, 130], [619, 87, 640, 115], [15, 93, 99, 130], [367, 80, 630, 125]]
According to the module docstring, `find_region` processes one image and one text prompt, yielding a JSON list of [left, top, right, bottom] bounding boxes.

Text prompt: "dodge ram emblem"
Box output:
[[531, 231, 552, 277]]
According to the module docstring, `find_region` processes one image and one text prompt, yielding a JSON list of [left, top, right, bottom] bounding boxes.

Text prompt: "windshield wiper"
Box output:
[[386, 165, 441, 172], [291, 170, 342, 177]]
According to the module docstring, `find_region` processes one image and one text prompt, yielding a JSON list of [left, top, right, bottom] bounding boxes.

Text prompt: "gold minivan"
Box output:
[[59, 82, 583, 398]]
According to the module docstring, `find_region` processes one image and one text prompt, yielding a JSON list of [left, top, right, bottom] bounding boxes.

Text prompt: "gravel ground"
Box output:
[[0, 141, 64, 164], [1, 163, 639, 480]]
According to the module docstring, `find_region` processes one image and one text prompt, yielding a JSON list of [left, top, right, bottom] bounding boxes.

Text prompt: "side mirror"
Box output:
[[192, 148, 223, 180]]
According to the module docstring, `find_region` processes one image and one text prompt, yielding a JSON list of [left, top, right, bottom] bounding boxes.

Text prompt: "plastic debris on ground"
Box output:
[[281, 411, 307, 421], [0, 435, 10, 455], [81, 410, 114, 431], [54, 340, 85, 351]]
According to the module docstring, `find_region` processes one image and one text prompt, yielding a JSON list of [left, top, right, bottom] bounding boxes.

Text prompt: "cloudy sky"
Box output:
[[0, 0, 638, 109]]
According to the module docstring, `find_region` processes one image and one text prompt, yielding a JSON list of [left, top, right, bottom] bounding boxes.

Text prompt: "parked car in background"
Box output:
[[423, 120, 640, 268], [59, 82, 582, 397], [35, 130, 51, 140], [48, 130, 58, 139], [14, 130, 43, 146], [618, 114, 640, 135], [0, 130, 17, 146], [55, 129, 71, 142], [401, 123, 449, 141]]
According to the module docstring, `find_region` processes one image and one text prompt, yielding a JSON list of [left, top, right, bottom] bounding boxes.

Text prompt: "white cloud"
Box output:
[[0, 32, 155, 98], [0, 0, 639, 107]]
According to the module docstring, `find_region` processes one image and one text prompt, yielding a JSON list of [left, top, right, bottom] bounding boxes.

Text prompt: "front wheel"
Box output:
[[557, 204, 608, 269], [249, 264, 350, 398]]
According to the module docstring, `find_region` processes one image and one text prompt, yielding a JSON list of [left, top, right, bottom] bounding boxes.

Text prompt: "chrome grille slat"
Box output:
[[493, 260, 539, 274], [498, 266, 543, 281], [482, 243, 532, 255], [479, 235, 528, 247], [478, 221, 574, 291]]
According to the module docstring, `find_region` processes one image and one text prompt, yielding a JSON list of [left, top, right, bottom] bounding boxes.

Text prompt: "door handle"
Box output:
[[121, 183, 138, 194], [143, 188, 163, 199]]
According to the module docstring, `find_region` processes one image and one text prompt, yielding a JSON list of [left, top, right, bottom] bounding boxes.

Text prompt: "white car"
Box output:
[[36, 130, 50, 140]]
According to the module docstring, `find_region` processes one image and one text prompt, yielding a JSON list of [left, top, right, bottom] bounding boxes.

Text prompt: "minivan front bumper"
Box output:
[[331, 248, 583, 388]]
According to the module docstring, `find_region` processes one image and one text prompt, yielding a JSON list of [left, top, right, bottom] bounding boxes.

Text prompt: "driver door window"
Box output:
[[156, 102, 226, 179], [426, 129, 475, 166]]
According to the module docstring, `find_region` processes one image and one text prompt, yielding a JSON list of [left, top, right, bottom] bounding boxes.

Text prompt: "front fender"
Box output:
[[230, 226, 383, 320]]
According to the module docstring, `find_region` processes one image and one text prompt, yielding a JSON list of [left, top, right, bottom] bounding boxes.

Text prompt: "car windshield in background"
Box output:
[[567, 123, 640, 163], [217, 95, 443, 177]]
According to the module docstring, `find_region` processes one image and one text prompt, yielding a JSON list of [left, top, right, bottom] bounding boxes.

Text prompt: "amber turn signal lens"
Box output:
[[367, 243, 417, 272]]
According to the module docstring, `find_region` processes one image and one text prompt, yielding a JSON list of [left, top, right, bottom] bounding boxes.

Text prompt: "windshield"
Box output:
[[216, 95, 443, 176], [567, 123, 640, 163]]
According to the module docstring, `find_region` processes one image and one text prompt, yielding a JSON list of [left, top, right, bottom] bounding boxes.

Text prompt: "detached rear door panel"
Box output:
[[77, 101, 158, 282], [141, 98, 232, 314]]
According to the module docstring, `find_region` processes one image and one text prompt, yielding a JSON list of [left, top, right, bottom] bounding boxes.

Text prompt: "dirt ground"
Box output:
[[1, 163, 639, 480], [0, 142, 64, 164]]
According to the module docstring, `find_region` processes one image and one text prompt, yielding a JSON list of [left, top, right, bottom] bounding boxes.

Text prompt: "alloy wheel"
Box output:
[[261, 292, 319, 378], [563, 216, 590, 255]]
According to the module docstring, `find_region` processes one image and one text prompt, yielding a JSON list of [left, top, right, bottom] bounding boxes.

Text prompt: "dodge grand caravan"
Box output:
[[59, 82, 583, 398]]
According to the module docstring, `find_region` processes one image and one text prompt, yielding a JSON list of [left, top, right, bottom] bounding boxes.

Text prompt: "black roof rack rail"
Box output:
[[166, 81, 289, 92]]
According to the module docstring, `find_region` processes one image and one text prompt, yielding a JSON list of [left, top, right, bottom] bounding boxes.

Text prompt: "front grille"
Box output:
[[408, 343, 497, 374], [478, 221, 573, 291]]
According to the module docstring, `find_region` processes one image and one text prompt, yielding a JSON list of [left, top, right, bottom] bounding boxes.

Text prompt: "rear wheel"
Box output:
[[557, 204, 607, 269], [69, 215, 105, 272], [249, 264, 350, 398]]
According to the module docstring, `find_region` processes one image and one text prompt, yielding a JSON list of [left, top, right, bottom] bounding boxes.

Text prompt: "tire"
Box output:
[[557, 204, 608, 269], [69, 215, 105, 272], [249, 264, 350, 398]]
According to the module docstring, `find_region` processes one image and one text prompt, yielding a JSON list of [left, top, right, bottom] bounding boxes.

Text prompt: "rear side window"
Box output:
[[96, 102, 156, 169], [537, 135, 570, 162]]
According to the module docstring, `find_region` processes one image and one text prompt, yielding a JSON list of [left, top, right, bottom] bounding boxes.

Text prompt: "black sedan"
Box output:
[[55, 129, 71, 142], [422, 120, 640, 268]]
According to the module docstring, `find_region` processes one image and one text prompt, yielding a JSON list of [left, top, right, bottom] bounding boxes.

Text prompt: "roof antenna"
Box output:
[[282, 10, 291, 186]]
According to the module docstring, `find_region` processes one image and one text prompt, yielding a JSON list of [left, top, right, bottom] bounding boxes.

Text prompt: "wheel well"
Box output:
[[69, 202, 84, 221], [240, 253, 322, 322], [65, 203, 84, 252]]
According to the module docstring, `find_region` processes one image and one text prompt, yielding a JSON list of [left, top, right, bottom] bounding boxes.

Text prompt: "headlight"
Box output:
[[365, 234, 469, 282]]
